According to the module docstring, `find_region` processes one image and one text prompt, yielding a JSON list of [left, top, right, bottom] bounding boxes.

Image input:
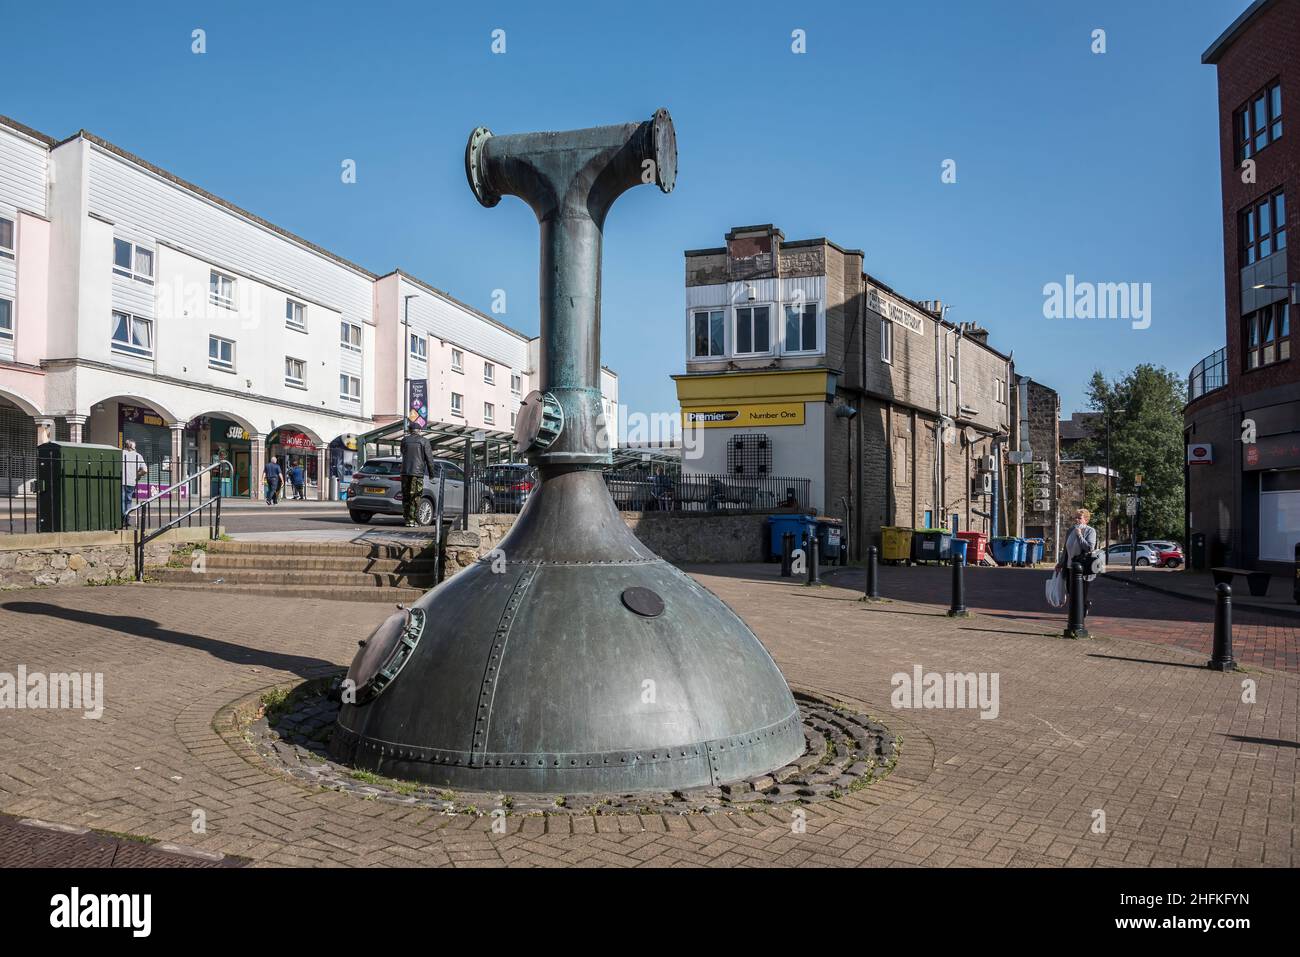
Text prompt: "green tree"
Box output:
[[1076, 365, 1186, 543]]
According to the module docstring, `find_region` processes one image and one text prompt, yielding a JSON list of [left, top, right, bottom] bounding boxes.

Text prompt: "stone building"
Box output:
[[675, 224, 1059, 559]]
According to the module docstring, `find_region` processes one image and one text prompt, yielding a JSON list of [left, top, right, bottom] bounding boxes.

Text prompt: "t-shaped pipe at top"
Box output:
[[466, 109, 677, 468]]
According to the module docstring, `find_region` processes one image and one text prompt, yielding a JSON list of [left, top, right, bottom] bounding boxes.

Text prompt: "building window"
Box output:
[[208, 335, 235, 371], [113, 239, 154, 283], [484, 402, 495, 425], [285, 298, 306, 331], [1236, 80, 1283, 162], [451, 348, 464, 373], [948, 355, 956, 383], [510, 411, 517, 428], [1245, 301, 1290, 370], [734, 305, 771, 355], [285, 356, 306, 388], [450, 392, 463, 417], [510, 373, 522, 395], [726, 434, 771, 476], [0, 216, 16, 259], [111, 311, 153, 358], [0, 297, 12, 339], [1240, 190, 1286, 265], [995, 378, 1005, 403], [340, 373, 361, 402], [410, 333, 427, 361], [692, 309, 725, 358], [880, 318, 894, 363], [783, 302, 818, 353], [210, 270, 236, 309], [484, 361, 495, 384], [340, 320, 361, 352]]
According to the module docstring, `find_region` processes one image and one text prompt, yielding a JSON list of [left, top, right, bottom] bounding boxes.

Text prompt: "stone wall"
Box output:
[[0, 529, 215, 589]]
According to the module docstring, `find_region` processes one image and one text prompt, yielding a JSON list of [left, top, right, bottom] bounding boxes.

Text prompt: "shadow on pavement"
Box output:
[[1222, 734, 1300, 749], [1085, 652, 1207, 670], [1, 601, 339, 677]]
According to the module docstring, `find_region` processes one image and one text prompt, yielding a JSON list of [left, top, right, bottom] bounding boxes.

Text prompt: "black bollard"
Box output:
[[1063, 559, 1089, 639], [1207, 582, 1237, 671], [865, 545, 880, 600], [947, 551, 967, 617], [780, 532, 794, 578], [807, 534, 821, 586]]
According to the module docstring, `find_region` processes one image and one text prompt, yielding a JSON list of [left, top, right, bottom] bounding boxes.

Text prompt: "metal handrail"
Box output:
[[133, 460, 234, 580]]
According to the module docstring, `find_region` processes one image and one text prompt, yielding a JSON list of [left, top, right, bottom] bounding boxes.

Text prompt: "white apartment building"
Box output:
[[0, 114, 618, 498]]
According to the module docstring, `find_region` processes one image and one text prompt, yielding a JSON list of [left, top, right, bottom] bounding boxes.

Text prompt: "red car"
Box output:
[[1154, 546, 1184, 568]]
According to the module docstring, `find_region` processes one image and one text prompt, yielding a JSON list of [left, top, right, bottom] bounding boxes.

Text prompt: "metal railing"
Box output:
[[1188, 347, 1227, 401], [130, 460, 233, 580]]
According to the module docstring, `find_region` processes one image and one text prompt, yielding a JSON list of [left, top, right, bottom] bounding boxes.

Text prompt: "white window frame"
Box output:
[[690, 308, 727, 359], [484, 402, 495, 425], [483, 361, 495, 385], [113, 239, 154, 284], [0, 215, 14, 259], [340, 320, 362, 353], [285, 298, 307, 332], [111, 310, 153, 358], [510, 373, 522, 395], [510, 411, 517, 428], [995, 378, 1005, 403], [410, 333, 427, 361], [208, 334, 235, 371], [450, 392, 464, 417], [339, 373, 361, 402], [285, 356, 306, 389], [451, 348, 464, 373], [880, 317, 894, 364], [948, 355, 956, 383], [210, 270, 236, 310], [781, 301, 821, 355], [733, 303, 774, 357], [0, 297, 13, 339]]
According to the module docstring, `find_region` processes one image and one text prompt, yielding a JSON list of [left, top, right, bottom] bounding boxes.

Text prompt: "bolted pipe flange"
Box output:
[[465, 126, 499, 208], [513, 390, 564, 457]]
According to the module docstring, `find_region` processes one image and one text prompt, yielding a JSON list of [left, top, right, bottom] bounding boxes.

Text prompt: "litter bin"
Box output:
[[911, 528, 953, 565], [36, 442, 123, 533], [989, 537, 1019, 566], [956, 530, 988, 564], [1025, 538, 1044, 566], [766, 514, 816, 562], [815, 517, 843, 566], [1013, 538, 1028, 566], [881, 526, 913, 564], [951, 538, 969, 565], [1190, 532, 1207, 571]]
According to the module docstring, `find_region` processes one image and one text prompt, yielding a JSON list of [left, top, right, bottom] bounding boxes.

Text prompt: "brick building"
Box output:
[[675, 224, 1060, 559], [1187, 0, 1299, 571]]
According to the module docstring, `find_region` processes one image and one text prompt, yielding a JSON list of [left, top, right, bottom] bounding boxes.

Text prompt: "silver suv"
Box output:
[[345, 456, 484, 526]]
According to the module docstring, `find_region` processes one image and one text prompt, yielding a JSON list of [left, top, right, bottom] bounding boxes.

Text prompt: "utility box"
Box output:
[[36, 442, 123, 533], [1190, 532, 1207, 571]]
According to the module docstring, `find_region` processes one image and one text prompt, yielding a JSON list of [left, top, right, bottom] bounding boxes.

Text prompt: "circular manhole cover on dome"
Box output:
[[621, 587, 665, 618], [345, 607, 426, 704]]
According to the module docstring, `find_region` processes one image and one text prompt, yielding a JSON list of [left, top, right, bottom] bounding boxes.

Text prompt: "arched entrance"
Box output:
[[0, 391, 39, 496], [191, 411, 259, 498], [84, 395, 185, 492], [266, 423, 325, 500]]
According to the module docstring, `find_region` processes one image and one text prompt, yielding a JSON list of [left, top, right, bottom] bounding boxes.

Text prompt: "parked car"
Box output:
[[1105, 543, 1160, 567], [1140, 540, 1184, 568], [345, 456, 488, 525], [482, 463, 537, 513]]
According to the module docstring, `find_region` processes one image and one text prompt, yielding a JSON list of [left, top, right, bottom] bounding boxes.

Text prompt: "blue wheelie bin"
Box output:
[[1013, 538, 1027, 566], [950, 538, 969, 565], [765, 514, 815, 562], [1026, 538, 1044, 566], [989, 537, 1018, 566]]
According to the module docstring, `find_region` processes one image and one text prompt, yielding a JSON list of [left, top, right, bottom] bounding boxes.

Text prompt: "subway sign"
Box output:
[[682, 403, 805, 428]]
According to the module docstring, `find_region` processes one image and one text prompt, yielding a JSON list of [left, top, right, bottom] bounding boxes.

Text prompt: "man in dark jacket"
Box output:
[[399, 424, 437, 526]]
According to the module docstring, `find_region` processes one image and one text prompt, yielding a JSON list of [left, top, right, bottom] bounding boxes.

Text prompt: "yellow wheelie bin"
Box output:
[[881, 526, 913, 565]]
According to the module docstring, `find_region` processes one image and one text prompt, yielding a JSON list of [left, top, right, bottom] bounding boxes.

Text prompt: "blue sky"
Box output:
[[5, 0, 1244, 421]]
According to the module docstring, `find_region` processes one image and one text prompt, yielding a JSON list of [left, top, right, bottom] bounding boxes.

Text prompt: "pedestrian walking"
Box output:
[[290, 462, 306, 500], [264, 456, 283, 505], [1055, 507, 1100, 615], [120, 439, 147, 527], [399, 423, 437, 526]]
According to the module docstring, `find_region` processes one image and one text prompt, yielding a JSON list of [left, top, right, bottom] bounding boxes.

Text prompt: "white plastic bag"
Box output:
[[1045, 570, 1067, 608]]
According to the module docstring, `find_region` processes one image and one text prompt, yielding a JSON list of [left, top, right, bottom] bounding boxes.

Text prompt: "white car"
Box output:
[[1105, 543, 1159, 567]]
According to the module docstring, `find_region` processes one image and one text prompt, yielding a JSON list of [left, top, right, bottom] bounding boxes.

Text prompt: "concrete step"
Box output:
[[145, 581, 427, 603], [209, 540, 435, 560], [200, 554, 437, 574], [150, 567, 438, 588]]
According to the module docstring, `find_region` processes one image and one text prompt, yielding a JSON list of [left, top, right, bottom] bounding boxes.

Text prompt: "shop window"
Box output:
[[726, 433, 771, 476], [111, 311, 153, 358], [1244, 301, 1291, 370], [881, 318, 894, 363], [285, 356, 306, 388], [1240, 190, 1286, 266], [1235, 79, 1282, 163], [734, 305, 771, 355], [208, 335, 235, 371], [783, 302, 818, 353], [210, 270, 236, 309], [0, 297, 12, 340], [113, 239, 154, 283], [340, 320, 361, 352], [286, 298, 307, 331], [692, 309, 725, 358]]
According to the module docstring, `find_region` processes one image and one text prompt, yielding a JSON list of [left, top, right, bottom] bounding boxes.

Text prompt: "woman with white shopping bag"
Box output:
[[1051, 508, 1100, 613]]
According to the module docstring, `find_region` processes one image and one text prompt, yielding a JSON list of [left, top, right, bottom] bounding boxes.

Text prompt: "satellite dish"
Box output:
[[963, 426, 979, 446]]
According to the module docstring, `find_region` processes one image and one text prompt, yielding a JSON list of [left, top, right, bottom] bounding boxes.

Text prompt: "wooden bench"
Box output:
[[1211, 566, 1272, 597]]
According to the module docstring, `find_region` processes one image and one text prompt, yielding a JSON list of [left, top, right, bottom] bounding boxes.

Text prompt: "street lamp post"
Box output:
[[403, 293, 419, 422]]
